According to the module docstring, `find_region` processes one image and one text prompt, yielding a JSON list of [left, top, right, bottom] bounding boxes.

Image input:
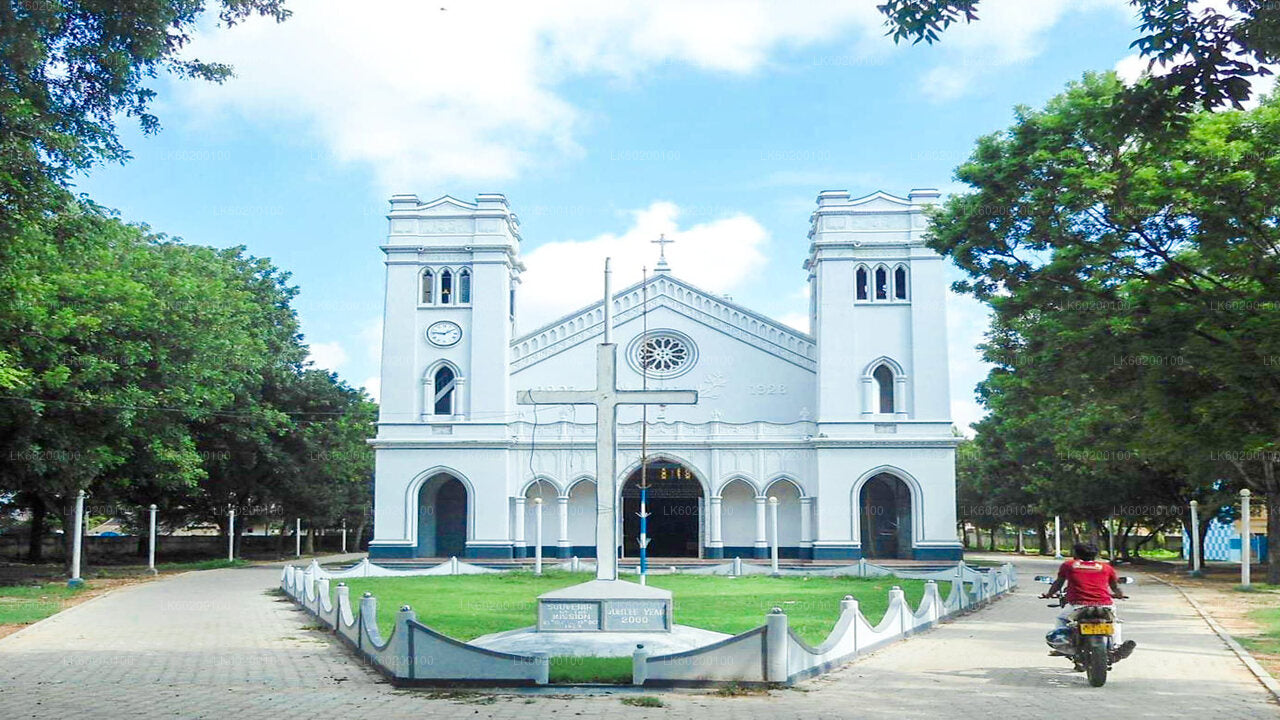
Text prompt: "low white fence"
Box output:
[[280, 558, 1017, 687]]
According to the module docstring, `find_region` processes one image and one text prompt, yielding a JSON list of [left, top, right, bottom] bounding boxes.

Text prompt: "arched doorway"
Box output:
[[622, 460, 703, 557], [417, 474, 468, 557], [860, 473, 912, 559]]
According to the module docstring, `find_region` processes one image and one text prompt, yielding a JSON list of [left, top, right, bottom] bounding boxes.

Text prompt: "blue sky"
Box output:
[[74, 0, 1143, 432]]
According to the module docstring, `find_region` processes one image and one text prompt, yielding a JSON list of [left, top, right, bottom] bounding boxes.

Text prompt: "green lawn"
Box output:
[[339, 571, 936, 646], [0, 582, 88, 626]]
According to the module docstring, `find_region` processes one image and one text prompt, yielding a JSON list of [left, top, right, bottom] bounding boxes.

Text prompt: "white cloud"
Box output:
[[177, 1, 884, 191], [307, 340, 349, 372], [361, 376, 381, 403], [918, 0, 1129, 102], [517, 201, 769, 332], [174, 1, 1104, 188]]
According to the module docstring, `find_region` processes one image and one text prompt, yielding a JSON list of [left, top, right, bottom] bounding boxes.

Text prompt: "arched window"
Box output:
[[874, 267, 888, 300], [894, 266, 908, 300], [433, 366, 456, 415], [439, 269, 453, 304], [873, 364, 894, 414], [855, 266, 869, 301], [458, 268, 472, 304], [421, 269, 434, 304]]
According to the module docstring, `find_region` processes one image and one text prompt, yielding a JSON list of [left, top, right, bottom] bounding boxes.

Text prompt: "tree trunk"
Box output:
[[354, 521, 367, 552], [277, 518, 288, 557], [27, 495, 46, 563], [987, 526, 997, 552], [1036, 522, 1050, 556], [306, 525, 315, 555], [1016, 526, 1025, 554]]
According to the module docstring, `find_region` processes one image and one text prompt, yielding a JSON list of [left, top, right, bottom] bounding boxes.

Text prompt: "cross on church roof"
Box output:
[[652, 233, 673, 273]]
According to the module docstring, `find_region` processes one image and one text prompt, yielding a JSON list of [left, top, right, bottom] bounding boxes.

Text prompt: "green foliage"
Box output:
[[928, 72, 1280, 577], [340, 571, 932, 646], [0, 0, 289, 226]]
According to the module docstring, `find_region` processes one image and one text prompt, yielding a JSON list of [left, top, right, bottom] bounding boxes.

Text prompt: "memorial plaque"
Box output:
[[602, 599, 669, 632], [538, 601, 601, 631]]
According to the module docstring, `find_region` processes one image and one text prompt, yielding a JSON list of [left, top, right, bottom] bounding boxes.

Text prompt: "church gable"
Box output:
[[510, 276, 815, 373]]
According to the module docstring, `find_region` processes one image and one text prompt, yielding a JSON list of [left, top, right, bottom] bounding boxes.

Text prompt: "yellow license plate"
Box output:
[[1079, 623, 1114, 635]]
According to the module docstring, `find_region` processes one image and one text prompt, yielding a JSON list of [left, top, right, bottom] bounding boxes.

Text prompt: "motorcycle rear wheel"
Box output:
[[1085, 637, 1109, 687]]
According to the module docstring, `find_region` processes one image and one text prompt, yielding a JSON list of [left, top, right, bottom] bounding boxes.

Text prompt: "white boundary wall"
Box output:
[[280, 558, 1016, 686]]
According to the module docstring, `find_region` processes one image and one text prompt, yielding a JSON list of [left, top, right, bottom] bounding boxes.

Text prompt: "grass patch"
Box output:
[[1238, 605, 1280, 658], [620, 696, 664, 708], [550, 655, 632, 683], [341, 571, 935, 645], [0, 582, 88, 626]]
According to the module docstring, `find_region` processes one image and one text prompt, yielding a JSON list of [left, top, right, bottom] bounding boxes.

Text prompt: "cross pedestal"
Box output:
[[517, 341, 697, 633]]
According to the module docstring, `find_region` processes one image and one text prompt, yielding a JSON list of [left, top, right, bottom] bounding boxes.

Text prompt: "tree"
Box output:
[[0, 1, 289, 223], [0, 200, 310, 569], [879, 0, 1280, 114], [922, 72, 1280, 581]]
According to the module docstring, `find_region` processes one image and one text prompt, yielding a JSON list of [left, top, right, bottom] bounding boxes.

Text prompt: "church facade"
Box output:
[[368, 189, 964, 562]]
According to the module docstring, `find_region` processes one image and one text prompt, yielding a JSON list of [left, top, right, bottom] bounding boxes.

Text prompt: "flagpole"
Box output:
[[638, 266, 650, 585]]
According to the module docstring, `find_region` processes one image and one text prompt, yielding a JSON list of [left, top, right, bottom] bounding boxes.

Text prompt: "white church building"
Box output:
[[368, 189, 964, 562]]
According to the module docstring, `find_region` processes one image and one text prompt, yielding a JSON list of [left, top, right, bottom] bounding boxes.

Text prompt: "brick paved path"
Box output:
[[0, 555, 1275, 718]]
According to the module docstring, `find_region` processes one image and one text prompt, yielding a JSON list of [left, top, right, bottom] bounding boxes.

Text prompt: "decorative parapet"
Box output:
[[281, 559, 1016, 688], [510, 276, 815, 372], [280, 562, 548, 686]]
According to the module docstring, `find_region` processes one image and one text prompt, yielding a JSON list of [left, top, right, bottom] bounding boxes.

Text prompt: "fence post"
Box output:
[[148, 503, 158, 575], [68, 489, 86, 588], [1189, 500, 1202, 576], [228, 508, 236, 561], [765, 607, 789, 682], [632, 644, 649, 686], [1241, 489, 1252, 588], [840, 594, 859, 652]]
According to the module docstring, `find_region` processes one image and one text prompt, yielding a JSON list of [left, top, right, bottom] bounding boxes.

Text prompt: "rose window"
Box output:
[[629, 330, 697, 378]]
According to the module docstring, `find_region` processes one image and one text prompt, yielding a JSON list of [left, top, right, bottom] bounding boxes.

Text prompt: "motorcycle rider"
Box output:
[[1039, 542, 1137, 662]]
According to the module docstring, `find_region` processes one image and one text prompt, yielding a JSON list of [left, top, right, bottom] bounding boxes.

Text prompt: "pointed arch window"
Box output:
[[874, 267, 889, 300], [433, 366, 456, 415], [855, 266, 869, 301], [894, 266, 908, 300], [421, 268, 434, 304], [439, 269, 453, 304], [458, 268, 472, 304], [873, 364, 894, 414]]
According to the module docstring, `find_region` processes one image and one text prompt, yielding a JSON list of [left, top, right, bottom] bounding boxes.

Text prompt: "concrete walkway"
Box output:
[[0, 555, 1275, 718]]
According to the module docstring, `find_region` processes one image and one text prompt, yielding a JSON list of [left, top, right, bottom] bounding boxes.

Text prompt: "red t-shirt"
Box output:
[[1058, 559, 1117, 606]]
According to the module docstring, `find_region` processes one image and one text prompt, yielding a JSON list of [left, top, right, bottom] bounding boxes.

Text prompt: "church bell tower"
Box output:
[[805, 189, 952, 426], [377, 193, 523, 425]]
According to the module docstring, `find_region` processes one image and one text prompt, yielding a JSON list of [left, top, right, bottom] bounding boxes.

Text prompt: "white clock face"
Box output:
[[426, 321, 462, 347]]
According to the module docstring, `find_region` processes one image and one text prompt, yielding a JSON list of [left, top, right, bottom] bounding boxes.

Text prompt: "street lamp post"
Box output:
[[227, 508, 236, 562], [295, 517, 302, 558]]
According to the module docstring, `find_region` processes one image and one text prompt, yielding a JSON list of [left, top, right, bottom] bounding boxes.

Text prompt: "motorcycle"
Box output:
[[1034, 574, 1134, 687]]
